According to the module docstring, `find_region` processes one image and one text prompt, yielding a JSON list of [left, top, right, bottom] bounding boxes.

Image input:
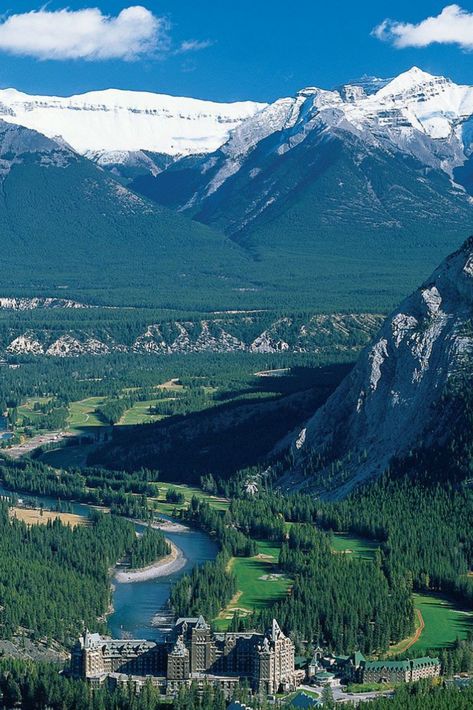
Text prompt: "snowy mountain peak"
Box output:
[[0, 87, 267, 157], [3, 67, 473, 181], [342, 75, 391, 96], [375, 67, 450, 100], [296, 87, 322, 98]]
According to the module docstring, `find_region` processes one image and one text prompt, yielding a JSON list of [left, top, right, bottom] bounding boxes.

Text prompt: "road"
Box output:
[[298, 683, 395, 705], [2, 431, 72, 459]]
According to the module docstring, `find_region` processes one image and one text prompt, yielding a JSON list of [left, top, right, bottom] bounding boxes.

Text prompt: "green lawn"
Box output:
[[411, 593, 473, 653], [330, 532, 380, 560], [17, 397, 52, 426], [118, 400, 165, 426], [68, 397, 107, 430], [214, 540, 292, 631], [151, 483, 229, 516]]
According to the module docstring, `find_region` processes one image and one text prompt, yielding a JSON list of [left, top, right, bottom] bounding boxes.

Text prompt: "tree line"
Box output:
[[1, 659, 473, 708]]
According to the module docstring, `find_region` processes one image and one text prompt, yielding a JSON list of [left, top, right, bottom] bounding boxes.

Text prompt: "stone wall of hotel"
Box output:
[[71, 617, 296, 696]]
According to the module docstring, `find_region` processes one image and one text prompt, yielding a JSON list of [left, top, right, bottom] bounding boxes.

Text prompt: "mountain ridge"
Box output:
[[0, 312, 382, 358], [0, 86, 266, 158], [135, 66, 473, 213], [4, 68, 473, 314], [0, 118, 257, 309]]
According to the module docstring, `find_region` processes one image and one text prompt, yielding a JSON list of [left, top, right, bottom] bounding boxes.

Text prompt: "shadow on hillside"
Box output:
[[88, 363, 352, 484]]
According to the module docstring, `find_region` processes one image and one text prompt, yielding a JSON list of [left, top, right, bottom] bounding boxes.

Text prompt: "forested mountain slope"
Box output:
[[0, 121, 255, 309]]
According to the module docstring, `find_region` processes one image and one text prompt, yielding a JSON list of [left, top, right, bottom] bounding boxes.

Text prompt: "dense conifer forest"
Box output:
[[0, 500, 168, 644], [173, 497, 412, 653], [0, 458, 156, 518], [2, 351, 473, 705]]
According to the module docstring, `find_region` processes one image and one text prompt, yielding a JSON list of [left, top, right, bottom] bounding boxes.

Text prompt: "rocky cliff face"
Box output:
[[289, 237, 473, 496], [0, 297, 89, 310]]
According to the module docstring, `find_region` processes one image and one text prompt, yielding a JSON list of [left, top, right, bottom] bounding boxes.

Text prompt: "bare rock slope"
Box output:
[[290, 237, 473, 496]]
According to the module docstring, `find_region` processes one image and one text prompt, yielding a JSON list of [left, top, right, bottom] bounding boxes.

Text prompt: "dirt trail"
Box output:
[[386, 607, 425, 657], [406, 608, 425, 651]]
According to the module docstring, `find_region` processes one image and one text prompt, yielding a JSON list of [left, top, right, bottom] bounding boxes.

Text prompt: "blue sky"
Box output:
[[1, 2, 473, 100]]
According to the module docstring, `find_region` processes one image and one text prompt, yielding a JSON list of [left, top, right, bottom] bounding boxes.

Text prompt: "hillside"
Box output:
[[0, 120, 255, 309], [0, 311, 381, 357], [284, 236, 473, 497]]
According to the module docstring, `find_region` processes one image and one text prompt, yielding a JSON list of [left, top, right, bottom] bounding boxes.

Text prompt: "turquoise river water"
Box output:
[[0, 485, 218, 640]]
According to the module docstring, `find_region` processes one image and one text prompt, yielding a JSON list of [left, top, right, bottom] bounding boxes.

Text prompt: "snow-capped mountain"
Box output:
[[286, 235, 473, 497], [0, 87, 266, 157], [136, 66, 473, 213], [128, 68, 473, 314], [3, 67, 473, 314]]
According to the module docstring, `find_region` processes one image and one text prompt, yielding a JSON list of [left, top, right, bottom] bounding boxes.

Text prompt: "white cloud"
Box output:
[[177, 39, 214, 54], [0, 6, 170, 61], [373, 4, 473, 50]]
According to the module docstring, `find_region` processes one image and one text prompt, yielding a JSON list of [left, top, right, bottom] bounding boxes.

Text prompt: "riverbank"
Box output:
[[114, 541, 186, 583], [128, 516, 190, 533], [151, 518, 190, 533]]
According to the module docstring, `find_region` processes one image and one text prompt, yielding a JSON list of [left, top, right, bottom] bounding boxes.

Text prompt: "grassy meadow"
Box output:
[[151, 483, 229, 516], [330, 532, 380, 560]]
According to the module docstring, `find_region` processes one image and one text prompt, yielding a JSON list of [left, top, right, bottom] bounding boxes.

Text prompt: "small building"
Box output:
[[314, 669, 337, 687], [307, 647, 324, 678], [360, 656, 440, 685]]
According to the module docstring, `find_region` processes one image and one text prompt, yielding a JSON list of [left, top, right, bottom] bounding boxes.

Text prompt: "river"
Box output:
[[109, 521, 218, 640], [0, 485, 218, 640]]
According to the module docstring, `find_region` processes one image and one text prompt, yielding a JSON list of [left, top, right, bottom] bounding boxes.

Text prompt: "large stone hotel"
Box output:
[[71, 617, 297, 696]]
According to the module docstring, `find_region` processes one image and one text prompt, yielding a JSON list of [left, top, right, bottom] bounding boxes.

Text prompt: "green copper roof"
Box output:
[[364, 660, 410, 671], [363, 656, 440, 672], [411, 657, 440, 668], [353, 651, 366, 666]]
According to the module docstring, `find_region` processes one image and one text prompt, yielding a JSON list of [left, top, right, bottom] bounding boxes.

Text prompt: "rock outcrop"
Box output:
[[290, 237, 473, 496], [2, 313, 382, 358]]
